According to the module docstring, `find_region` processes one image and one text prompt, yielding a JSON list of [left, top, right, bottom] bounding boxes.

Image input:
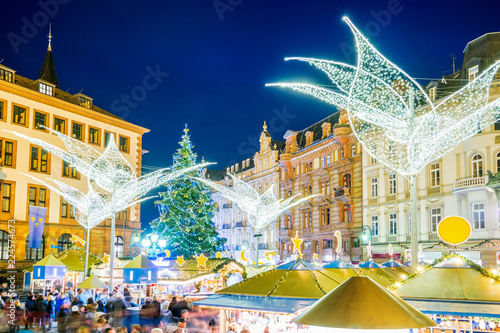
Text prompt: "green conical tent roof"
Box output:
[[393, 256, 500, 302], [123, 254, 157, 269], [217, 259, 344, 299], [77, 275, 109, 290], [34, 254, 65, 267], [294, 276, 437, 329]]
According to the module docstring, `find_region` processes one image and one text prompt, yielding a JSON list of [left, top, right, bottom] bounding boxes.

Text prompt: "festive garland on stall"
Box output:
[[388, 254, 500, 290], [55, 244, 103, 271], [398, 239, 500, 252]]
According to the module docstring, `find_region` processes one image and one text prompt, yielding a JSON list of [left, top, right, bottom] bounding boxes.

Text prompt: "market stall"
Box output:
[[55, 246, 103, 287], [31, 254, 66, 294], [392, 255, 500, 332], [194, 259, 345, 333], [123, 254, 159, 305], [76, 275, 109, 300], [358, 259, 405, 285]]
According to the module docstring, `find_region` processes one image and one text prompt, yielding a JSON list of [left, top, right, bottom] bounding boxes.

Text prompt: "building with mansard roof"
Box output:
[[0, 30, 148, 280], [367, 33, 500, 267]]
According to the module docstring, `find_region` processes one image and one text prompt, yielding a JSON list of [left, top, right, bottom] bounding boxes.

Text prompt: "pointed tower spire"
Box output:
[[47, 23, 52, 51], [38, 24, 60, 88]]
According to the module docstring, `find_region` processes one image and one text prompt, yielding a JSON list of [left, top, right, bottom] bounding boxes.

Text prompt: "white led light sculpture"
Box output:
[[267, 17, 500, 272], [195, 173, 317, 267], [5, 128, 211, 286]]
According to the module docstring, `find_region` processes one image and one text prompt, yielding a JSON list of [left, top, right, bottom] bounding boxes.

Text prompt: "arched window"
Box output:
[[471, 154, 483, 177], [57, 233, 72, 252], [115, 236, 124, 258], [25, 235, 44, 260], [0, 231, 9, 260], [496, 152, 500, 173], [343, 174, 351, 188]]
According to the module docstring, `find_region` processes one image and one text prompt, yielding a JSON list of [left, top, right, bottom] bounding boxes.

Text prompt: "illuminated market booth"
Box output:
[[56, 246, 104, 287], [30, 254, 66, 293], [194, 259, 345, 333], [392, 255, 500, 333]]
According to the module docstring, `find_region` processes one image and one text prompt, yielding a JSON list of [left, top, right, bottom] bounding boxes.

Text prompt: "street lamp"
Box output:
[[361, 225, 372, 245], [141, 233, 167, 257]]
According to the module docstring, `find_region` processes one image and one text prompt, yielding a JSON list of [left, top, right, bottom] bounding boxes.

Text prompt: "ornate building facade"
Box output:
[[278, 110, 363, 262], [208, 123, 283, 262], [0, 34, 148, 277], [363, 32, 500, 267]]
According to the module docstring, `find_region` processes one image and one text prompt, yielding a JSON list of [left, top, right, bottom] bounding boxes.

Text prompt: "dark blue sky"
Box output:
[[2, 0, 500, 224]]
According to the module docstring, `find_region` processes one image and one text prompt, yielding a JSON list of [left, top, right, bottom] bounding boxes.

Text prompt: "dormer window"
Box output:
[[429, 87, 436, 102], [39, 82, 53, 96], [0, 68, 13, 82], [79, 96, 91, 109], [469, 65, 479, 82]]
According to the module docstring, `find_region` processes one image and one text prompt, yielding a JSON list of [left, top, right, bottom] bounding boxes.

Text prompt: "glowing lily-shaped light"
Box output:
[[267, 17, 500, 177], [195, 173, 317, 230], [5, 127, 211, 285]]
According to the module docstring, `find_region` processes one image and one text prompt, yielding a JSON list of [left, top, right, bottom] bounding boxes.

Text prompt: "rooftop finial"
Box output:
[[263, 121, 267, 131], [184, 123, 189, 134], [47, 24, 52, 51]]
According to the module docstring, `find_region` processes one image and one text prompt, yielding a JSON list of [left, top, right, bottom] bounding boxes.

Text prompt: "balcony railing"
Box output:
[[258, 243, 269, 250], [427, 187, 441, 195], [223, 203, 233, 209], [222, 223, 231, 229], [320, 225, 331, 233], [279, 229, 296, 238], [302, 227, 313, 234], [334, 187, 351, 197], [453, 175, 488, 191]]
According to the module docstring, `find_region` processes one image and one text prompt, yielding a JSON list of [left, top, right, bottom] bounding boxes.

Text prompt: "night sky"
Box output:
[[2, 0, 500, 224]]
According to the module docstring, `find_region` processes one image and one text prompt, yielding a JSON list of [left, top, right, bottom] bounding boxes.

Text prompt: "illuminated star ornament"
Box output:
[[70, 234, 86, 247], [176, 255, 186, 267], [291, 231, 303, 254], [195, 253, 208, 268], [102, 253, 110, 266]]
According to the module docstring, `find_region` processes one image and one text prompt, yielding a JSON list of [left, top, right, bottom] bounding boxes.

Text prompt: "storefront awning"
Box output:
[[405, 299, 500, 318], [194, 294, 316, 314]]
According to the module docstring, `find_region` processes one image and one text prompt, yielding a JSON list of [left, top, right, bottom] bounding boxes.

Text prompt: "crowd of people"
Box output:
[[0, 285, 221, 333]]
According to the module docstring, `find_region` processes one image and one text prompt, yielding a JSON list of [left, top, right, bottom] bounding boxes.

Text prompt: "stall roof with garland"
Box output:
[[158, 258, 244, 281], [34, 254, 65, 267], [123, 254, 157, 269], [217, 259, 345, 299], [54, 246, 103, 272], [392, 255, 500, 302]]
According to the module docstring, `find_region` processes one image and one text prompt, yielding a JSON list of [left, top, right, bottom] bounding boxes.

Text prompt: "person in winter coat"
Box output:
[[96, 299, 105, 312], [67, 305, 87, 333], [47, 293, 56, 330], [57, 301, 71, 333], [33, 294, 48, 332], [4, 298, 22, 333], [24, 293, 35, 329], [111, 294, 126, 327]]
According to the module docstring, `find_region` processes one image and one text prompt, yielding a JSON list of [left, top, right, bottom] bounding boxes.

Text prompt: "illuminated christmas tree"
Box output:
[[152, 126, 225, 256]]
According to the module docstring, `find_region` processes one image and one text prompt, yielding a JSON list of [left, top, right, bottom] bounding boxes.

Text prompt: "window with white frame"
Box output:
[[321, 156, 326, 167], [430, 163, 440, 187], [388, 174, 396, 195], [389, 213, 397, 235], [326, 155, 331, 165], [39, 82, 53, 96], [371, 178, 378, 198], [351, 144, 356, 156], [430, 208, 442, 232], [469, 65, 479, 82], [472, 203, 485, 229], [371, 216, 379, 236], [471, 154, 483, 177]]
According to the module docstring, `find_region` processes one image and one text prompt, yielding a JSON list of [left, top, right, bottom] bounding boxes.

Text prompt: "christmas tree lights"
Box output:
[[195, 173, 317, 267], [267, 17, 500, 272], [5, 127, 209, 287], [152, 126, 225, 257]]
